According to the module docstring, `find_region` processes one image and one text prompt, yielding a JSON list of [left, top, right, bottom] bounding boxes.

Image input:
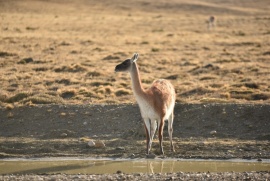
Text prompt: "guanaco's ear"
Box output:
[[131, 53, 139, 62]]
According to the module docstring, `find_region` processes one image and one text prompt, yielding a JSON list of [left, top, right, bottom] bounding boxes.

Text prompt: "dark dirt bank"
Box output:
[[0, 103, 269, 159]]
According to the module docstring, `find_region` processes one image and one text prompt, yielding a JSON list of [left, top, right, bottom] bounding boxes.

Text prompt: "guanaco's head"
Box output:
[[115, 53, 139, 72]]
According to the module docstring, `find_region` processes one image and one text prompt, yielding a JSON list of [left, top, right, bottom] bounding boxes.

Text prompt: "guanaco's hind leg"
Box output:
[[143, 123, 150, 154], [158, 118, 165, 155], [168, 113, 175, 152]]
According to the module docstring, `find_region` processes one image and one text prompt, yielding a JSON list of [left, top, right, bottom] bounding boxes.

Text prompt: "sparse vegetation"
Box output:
[[151, 48, 159, 52], [22, 94, 64, 104], [0, 51, 17, 57], [5, 92, 33, 103], [17, 57, 34, 64], [86, 71, 103, 77], [115, 88, 131, 97], [54, 64, 87, 73], [60, 89, 76, 99]]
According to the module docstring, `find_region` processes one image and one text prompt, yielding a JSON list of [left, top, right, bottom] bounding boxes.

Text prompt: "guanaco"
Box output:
[[207, 16, 216, 30], [115, 53, 176, 155]]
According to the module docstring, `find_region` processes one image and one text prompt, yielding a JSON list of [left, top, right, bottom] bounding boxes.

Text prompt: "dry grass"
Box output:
[[0, 0, 270, 106]]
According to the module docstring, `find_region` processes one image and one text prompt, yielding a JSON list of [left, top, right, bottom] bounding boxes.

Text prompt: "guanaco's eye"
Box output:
[[123, 60, 129, 65]]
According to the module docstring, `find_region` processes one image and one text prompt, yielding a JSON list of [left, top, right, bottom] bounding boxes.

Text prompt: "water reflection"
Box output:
[[0, 159, 269, 174]]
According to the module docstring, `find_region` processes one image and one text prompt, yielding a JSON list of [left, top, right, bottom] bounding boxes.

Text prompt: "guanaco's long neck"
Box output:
[[130, 62, 145, 98]]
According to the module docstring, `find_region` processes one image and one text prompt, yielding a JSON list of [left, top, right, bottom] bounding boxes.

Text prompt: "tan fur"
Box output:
[[147, 79, 175, 118]]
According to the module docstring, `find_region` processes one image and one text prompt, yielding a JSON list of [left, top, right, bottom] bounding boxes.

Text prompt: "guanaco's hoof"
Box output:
[[146, 153, 156, 159]]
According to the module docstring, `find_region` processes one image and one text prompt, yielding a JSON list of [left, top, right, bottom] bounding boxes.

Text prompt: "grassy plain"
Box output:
[[0, 0, 269, 106]]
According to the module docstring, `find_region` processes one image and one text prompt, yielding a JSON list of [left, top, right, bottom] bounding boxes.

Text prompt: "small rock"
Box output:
[[87, 140, 95, 147], [72, 175, 80, 179], [83, 121, 87, 125], [60, 133, 67, 137], [60, 112, 66, 116], [95, 140, 105, 148], [116, 147, 125, 151], [116, 170, 122, 174]]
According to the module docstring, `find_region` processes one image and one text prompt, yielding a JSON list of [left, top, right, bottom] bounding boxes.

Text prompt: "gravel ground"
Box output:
[[1, 172, 270, 181]]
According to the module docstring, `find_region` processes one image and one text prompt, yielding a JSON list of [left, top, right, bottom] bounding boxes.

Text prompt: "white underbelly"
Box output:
[[137, 99, 158, 120], [138, 100, 174, 121]]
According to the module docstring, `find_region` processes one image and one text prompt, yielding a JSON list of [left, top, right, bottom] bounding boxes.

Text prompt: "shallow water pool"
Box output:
[[0, 158, 269, 174]]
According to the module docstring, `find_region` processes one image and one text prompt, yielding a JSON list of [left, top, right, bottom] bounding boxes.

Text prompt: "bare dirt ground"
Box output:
[[0, 104, 270, 159], [0, 0, 270, 179]]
